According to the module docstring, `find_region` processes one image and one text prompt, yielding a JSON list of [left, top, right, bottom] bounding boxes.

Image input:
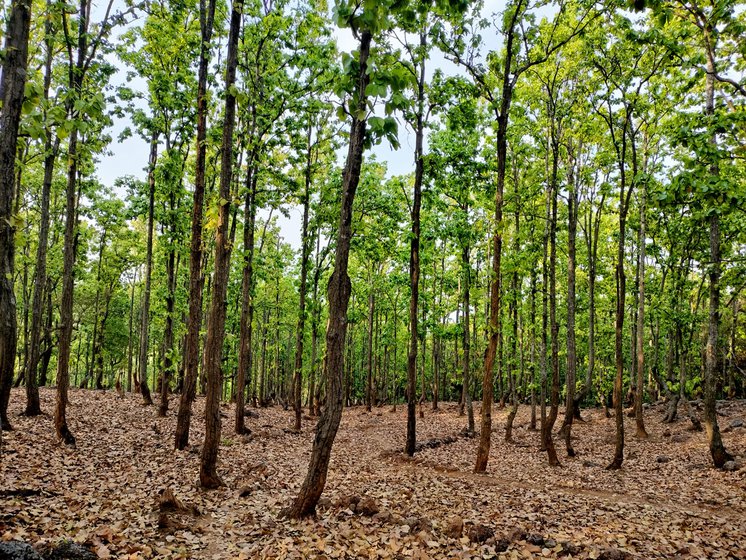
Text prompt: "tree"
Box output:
[[283, 0, 376, 518], [0, 0, 33, 431], [443, 0, 596, 473], [55, 0, 121, 445], [174, 0, 218, 450], [199, 0, 243, 489]]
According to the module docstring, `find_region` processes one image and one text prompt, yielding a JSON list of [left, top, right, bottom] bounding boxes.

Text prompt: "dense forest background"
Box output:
[[1, 0, 745, 509]]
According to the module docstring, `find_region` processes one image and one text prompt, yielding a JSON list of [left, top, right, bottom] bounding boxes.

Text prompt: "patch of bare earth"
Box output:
[[2, 388, 745, 559]]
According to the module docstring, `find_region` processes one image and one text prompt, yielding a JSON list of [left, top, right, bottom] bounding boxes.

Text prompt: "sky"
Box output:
[[97, 1, 505, 249]]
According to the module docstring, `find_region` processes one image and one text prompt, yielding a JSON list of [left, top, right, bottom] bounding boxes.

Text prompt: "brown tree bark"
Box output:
[[634, 181, 648, 438], [699, 22, 733, 468], [24, 10, 58, 416], [236, 169, 257, 433], [285, 29, 372, 518], [405, 30, 426, 455], [199, 0, 242, 489], [560, 159, 578, 456], [366, 288, 375, 413], [137, 132, 158, 406], [174, 0, 217, 450], [292, 122, 314, 431], [0, 0, 32, 430]]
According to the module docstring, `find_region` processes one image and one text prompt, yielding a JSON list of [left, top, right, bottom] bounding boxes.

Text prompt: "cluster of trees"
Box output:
[[1, 0, 744, 515]]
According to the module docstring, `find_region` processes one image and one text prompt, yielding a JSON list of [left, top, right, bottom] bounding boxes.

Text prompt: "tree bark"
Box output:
[[199, 0, 242, 488], [285, 29, 372, 518], [138, 132, 158, 405], [236, 169, 257, 432], [635, 182, 648, 438], [24, 12, 58, 416], [292, 122, 313, 431], [406, 30, 426, 455], [174, 0, 217, 450], [0, 0, 32, 430], [560, 162, 578, 455], [702, 29, 732, 469]]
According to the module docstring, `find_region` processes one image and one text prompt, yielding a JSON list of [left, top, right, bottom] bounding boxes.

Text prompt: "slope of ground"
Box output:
[[1, 387, 745, 559]]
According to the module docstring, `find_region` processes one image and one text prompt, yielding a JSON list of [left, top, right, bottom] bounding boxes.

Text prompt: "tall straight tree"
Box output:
[[405, 25, 428, 457], [137, 132, 158, 405], [174, 0, 218, 450], [24, 3, 59, 417], [443, 0, 595, 472], [588, 17, 670, 468], [199, 0, 243, 489], [55, 0, 118, 445], [284, 3, 375, 518], [0, 0, 32, 430], [665, 0, 742, 467]]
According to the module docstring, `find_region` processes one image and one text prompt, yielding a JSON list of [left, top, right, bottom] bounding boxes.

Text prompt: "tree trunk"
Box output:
[[285, 29, 372, 518], [406, 31, 426, 454], [702, 39, 732, 468], [560, 165, 578, 456], [293, 124, 313, 431], [138, 132, 158, 405], [366, 288, 375, 413], [174, 0, 217, 450], [25, 14, 59, 415], [199, 0, 242, 489], [545, 177, 560, 467], [236, 168, 257, 432], [635, 183, 648, 438], [0, 0, 32, 430]]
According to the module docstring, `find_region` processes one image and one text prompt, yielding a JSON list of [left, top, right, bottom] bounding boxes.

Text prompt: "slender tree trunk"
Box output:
[[366, 287, 374, 413], [54, 0, 94, 444], [127, 269, 137, 392], [286, 29, 372, 518], [702, 39, 732, 468], [635, 184, 648, 438], [0, 0, 32, 430], [293, 125, 313, 431], [25, 13, 58, 415], [529, 267, 537, 431], [545, 178, 560, 467], [138, 132, 158, 405], [236, 169, 257, 431], [200, 0, 242, 488], [560, 168, 578, 455], [406, 31, 426, 455], [174, 0, 217, 450], [505, 204, 520, 442]]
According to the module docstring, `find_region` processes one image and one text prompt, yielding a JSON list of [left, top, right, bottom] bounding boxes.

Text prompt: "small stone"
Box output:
[[597, 548, 632, 560], [544, 538, 557, 548], [44, 542, 99, 560], [467, 523, 494, 544], [372, 510, 392, 524], [0, 542, 44, 560], [723, 461, 739, 472], [445, 516, 463, 538], [357, 496, 379, 516], [494, 537, 510, 552], [527, 534, 545, 546], [656, 456, 671, 464], [729, 418, 744, 429], [561, 542, 583, 555]]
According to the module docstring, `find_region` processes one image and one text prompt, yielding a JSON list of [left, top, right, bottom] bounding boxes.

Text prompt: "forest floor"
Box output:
[[2, 388, 745, 559]]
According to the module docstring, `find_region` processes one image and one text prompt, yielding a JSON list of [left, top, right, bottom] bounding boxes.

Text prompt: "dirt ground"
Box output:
[[2, 387, 745, 559]]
